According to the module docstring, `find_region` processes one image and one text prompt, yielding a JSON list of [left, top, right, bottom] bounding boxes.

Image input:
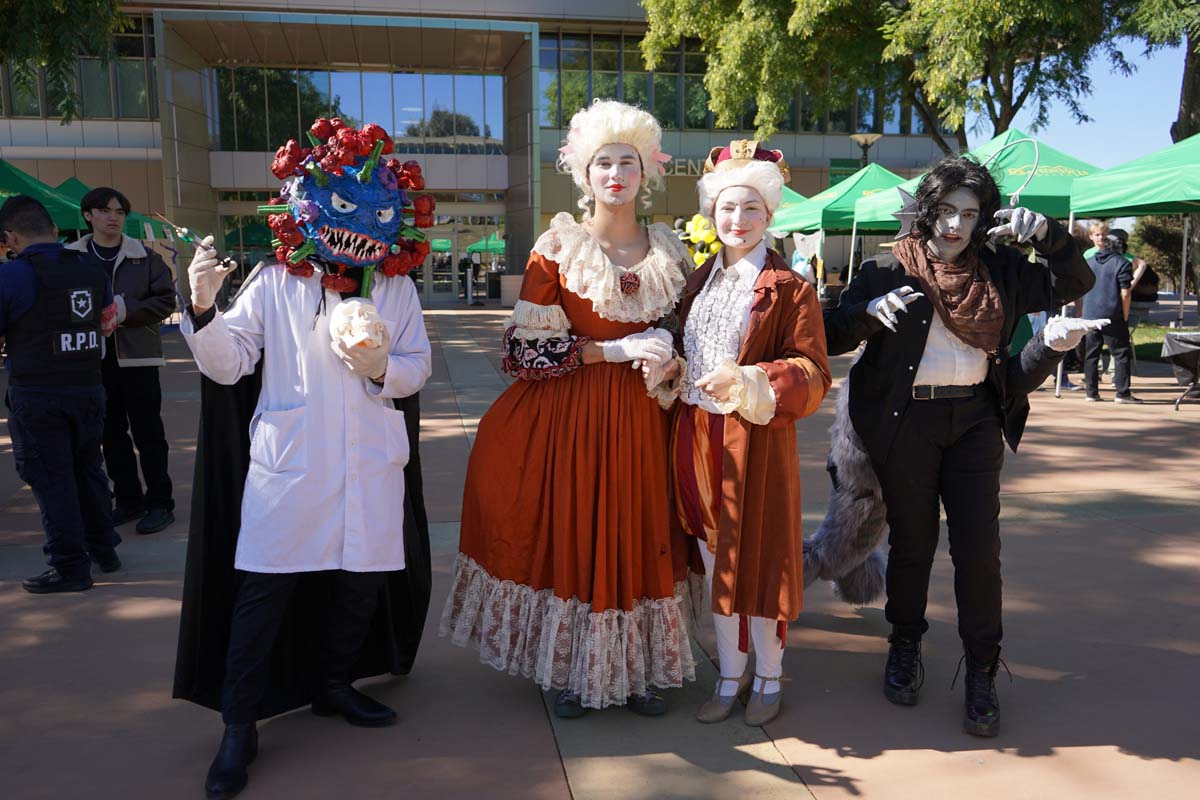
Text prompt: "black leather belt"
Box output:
[[912, 384, 978, 400]]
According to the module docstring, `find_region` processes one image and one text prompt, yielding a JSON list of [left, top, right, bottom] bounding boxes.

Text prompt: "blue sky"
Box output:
[[966, 42, 1186, 169]]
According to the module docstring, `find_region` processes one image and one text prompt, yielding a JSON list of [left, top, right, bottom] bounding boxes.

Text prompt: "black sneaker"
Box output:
[[884, 633, 924, 706], [112, 504, 146, 526], [23, 568, 93, 594], [626, 690, 668, 717], [1114, 394, 1144, 404], [136, 508, 175, 535], [553, 689, 587, 719], [92, 551, 122, 574], [955, 651, 1011, 738]]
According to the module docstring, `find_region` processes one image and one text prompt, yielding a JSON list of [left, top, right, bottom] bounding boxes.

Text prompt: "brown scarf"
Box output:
[[893, 235, 1004, 354]]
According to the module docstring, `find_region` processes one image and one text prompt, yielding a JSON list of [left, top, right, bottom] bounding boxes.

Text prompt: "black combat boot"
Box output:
[[311, 680, 397, 727], [960, 650, 1007, 737], [204, 722, 257, 799], [883, 633, 924, 706]]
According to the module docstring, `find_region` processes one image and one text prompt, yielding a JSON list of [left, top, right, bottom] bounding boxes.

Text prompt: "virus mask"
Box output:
[[261, 117, 435, 295]]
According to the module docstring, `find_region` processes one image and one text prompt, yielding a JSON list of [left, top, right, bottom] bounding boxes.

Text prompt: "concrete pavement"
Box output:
[[1, 302, 1197, 799]]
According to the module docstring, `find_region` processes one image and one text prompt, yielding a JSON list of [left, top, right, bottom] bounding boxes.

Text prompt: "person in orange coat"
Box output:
[[651, 141, 832, 725], [440, 100, 700, 718]]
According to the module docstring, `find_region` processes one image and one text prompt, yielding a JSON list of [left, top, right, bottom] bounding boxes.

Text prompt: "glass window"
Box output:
[[46, 69, 75, 118], [10, 68, 41, 116], [593, 72, 618, 103], [828, 103, 850, 133], [215, 68, 237, 150], [560, 34, 588, 51], [116, 60, 148, 117], [147, 60, 157, 118], [114, 35, 144, 58], [360, 71, 393, 133], [539, 67, 560, 128], [623, 36, 645, 72], [798, 93, 823, 132], [684, 53, 706, 74], [683, 75, 708, 129], [883, 96, 902, 135], [623, 72, 649, 111], [297, 69, 330, 130], [560, 48, 588, 71], [483, 74, 503, 153], [421, 73, 454, 153], [593, 34, 619, 71], [559, 71, 589, 121], [776, 95, 797, 132], [265, 68, 299, 144], [653, 73, 679, 129], [856, 88, 876, 133], [329, 71, 362, 128], [911, 108, 927, 135], [454, 74, 484, 152], [393, 72, 423, 151], [539, 32, 559, 70], [232, 67, 268, 151]]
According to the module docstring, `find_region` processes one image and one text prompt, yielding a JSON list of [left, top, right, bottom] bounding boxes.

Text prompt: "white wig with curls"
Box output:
[[697, 161, 786, 219], [557, 99, 670, 215]]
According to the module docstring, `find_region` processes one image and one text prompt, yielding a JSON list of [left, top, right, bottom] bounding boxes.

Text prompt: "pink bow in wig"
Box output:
[[651, 149, 672, 177]]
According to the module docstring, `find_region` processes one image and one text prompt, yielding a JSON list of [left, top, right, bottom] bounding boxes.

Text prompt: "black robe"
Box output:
[[171, 273, 432, 719]]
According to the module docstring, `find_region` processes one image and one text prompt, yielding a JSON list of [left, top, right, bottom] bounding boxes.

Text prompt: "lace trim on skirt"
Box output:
[[439, 552, 704, 709]]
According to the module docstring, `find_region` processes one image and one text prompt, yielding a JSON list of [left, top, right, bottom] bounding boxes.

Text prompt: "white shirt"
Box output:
[[913, 313, 989, 387], [181, 266, 432, 573], [681, 242, 767, 413]]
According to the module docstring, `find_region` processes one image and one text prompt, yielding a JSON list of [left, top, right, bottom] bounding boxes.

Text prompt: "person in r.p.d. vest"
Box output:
[[0, 194, 121, 593]]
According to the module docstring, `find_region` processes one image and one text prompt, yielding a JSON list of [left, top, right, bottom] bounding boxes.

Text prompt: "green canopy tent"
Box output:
[[465, 233, 505, 255], [1071, 132, 1200, 326], [770, 162, 905, 235], [0, 160, 86, 232], [54, 177, 167, 239], [777, 184, 806, 209], [854, 128, 1100, 234], [429, 238, 452, 253]]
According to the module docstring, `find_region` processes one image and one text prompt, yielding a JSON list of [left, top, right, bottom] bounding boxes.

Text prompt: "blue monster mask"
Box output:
[[297, 164, 406, 268]]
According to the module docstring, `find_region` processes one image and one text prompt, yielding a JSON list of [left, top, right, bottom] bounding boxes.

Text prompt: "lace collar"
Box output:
[[532, 212, 690, 323]]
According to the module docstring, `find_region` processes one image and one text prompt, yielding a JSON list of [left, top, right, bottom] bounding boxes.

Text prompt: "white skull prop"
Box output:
[[328, 298, 387, 350]]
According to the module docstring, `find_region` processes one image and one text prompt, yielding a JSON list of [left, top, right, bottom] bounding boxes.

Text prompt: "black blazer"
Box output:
[[824, 218, 1094, 463]]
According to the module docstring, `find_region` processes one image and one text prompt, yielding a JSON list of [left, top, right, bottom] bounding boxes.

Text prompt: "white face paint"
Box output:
[[588, 143, 642, 207], [713, 185, 770, 253], [927, 186, 980, 262]]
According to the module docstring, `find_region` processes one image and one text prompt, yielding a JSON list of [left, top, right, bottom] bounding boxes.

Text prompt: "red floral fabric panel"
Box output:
[[501, 326, 589, 380]]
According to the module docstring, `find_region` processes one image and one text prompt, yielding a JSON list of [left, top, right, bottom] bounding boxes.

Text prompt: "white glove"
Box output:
[[600, 329, 672, 365], [331, 336, 390, 380], [113, 294, 127, 325], [187, 235, 231, 311], [696, 361, 743, 404], [988, 207, 1048, 243], [629, 328, 674, 369], [1042, 315, 1108, 352], [867, 286, 923, 332]]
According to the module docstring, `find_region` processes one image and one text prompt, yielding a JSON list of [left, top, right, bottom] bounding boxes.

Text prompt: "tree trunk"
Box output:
[[1175, 33, 1199, 317]]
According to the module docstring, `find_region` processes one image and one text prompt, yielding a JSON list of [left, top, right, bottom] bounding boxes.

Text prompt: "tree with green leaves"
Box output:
[[406, 109, 489, 138], [0, 0, 128, 122], [642, 0, 1135, 154], [1128, 0, 1199, 142]]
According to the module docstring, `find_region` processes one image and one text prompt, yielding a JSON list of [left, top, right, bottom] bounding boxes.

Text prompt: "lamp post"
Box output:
[[849, 132, 882, 167]]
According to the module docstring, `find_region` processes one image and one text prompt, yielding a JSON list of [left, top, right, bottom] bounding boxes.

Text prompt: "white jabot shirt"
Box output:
[[681, 241, 768, 413], [913, 313, 989, 386], [181, 266, 432, 573]]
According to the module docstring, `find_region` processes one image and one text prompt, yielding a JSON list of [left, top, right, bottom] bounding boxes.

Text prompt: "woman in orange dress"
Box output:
[[439, 100, 699, 717]]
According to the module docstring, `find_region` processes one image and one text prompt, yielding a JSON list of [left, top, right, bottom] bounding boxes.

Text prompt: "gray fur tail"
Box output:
[[803, 375, 889, 606]]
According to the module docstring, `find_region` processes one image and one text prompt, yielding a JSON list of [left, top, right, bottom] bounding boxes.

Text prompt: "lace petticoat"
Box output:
[[439, 553, 704, 709]]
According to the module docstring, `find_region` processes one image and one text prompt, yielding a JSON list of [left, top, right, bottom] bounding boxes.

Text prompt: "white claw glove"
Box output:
[[988, 207, 1048, 243], [867, 286, 924, 332], [331, 336, 390, 380], [1043, 315, 1109, 352], [601, 329, 673, 365], [187, 235, 231, 311], [113, 294, 127, 325]]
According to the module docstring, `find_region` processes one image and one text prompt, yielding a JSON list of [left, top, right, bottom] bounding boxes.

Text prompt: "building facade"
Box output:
[[0, 2, 944, 298]]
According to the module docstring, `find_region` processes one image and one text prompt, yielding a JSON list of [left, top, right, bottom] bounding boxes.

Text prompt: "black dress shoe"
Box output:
[[111, 504, 145, 526], [22, 568, 92, 594], [311, 683, 397, 727], [136, 508, 175, 534], [553, 689, 587, 719], [957, 651, 1009, 738], [92, 551, 122, 574], [205, 723, 257, 800], [883, 633, 924, 706], [626, 690, 668, 717]]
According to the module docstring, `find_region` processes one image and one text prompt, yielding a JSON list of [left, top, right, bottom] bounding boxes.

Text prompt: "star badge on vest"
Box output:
[[70, 289, 94, 320]]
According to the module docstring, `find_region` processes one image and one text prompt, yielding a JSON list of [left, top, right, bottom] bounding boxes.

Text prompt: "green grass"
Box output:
[[1132, 323, 1197, 362]]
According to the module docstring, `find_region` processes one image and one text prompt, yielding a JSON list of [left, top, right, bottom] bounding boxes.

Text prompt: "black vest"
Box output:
[[6, 248, 107, 387]]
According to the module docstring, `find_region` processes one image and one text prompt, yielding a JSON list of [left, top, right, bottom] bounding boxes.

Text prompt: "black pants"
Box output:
[[873, 391, 1004, 663], [101, 349, 173, 510], [6, 386, 120, 578], [1083, 320, 1133, 398], [221, 570, 385, 724]]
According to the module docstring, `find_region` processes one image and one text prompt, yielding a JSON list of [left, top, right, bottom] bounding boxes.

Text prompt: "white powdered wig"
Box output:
[[697, 160, 786, 218], [557, 99, 668, 214]]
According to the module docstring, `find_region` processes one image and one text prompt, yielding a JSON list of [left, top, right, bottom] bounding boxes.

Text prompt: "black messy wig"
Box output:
[[913, 155, 1002, 250]]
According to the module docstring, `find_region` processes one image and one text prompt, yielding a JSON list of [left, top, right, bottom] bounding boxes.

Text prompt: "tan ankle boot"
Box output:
[[695, 671, 752, 723], [744, 674, 783, 726]]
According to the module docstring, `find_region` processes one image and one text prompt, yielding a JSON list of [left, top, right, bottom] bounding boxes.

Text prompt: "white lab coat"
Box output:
[[181, 264, 432, 573]]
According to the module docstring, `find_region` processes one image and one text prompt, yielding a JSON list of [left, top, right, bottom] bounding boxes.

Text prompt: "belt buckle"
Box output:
[[913, 385, 931, 400]]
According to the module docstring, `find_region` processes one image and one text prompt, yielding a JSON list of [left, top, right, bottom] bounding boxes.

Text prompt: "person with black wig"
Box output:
[[823, 155, 1096, 736]]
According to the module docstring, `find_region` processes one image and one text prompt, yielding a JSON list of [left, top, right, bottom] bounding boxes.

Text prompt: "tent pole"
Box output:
[[847, 220, 859, 286], [817, 230, 826, 295], [1181, 215, 1191, 328], [1054, 211, 1076, 397]]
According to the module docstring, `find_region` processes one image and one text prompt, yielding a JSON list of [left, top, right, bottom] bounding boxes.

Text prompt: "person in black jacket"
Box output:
[[824, 156, 1095, 737], [67, 188, 178, 534]]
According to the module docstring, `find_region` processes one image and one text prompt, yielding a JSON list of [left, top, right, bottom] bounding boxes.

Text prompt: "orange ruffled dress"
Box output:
[[439, 213, 700, 709]]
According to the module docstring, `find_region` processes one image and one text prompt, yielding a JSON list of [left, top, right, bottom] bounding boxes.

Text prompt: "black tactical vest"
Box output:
[[6, 248, 107, 386]]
